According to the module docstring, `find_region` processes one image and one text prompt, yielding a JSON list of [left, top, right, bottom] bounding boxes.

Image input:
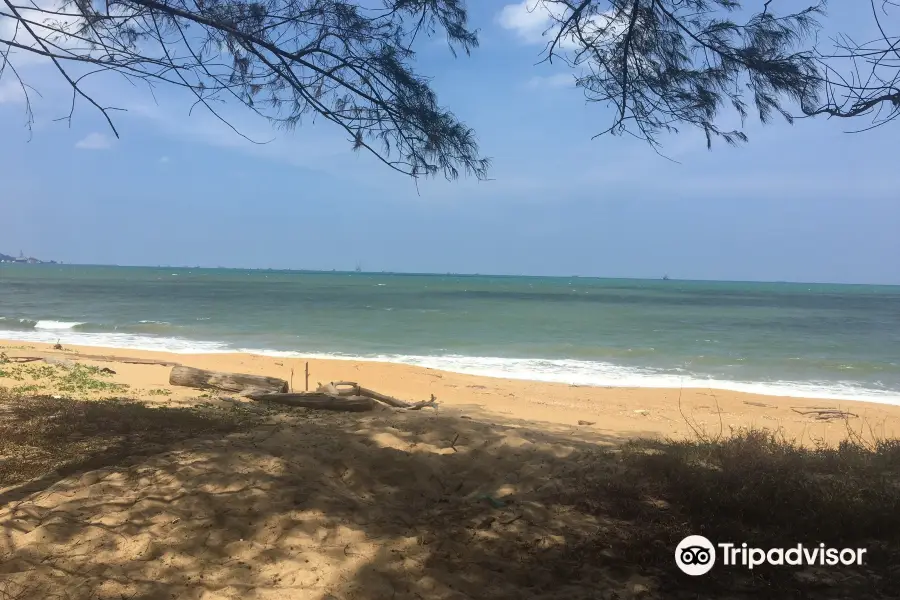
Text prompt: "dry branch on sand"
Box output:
[[245, 392, 376, 412], [792, 408, 858, 421], [166, 365, 437, 413], [4, 354, 179, 367], [67, 353, 182, 367], [317, 381, 438, 410], [245, 383, 438, 412]]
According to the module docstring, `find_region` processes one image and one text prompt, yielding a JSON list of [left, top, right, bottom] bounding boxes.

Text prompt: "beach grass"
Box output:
[[579, 428, 900, 596], [0, 361, 129, 397]]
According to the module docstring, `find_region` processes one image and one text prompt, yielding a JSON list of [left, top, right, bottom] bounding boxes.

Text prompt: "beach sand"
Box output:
[[2, 339, 899, 599], [2, 339, 899, 445]]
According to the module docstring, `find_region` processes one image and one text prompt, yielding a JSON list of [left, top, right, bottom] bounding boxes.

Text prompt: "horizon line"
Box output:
[[4, 262, 898, 287]]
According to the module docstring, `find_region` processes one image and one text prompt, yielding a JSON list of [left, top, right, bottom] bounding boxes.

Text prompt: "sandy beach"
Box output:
[[3, 339, 900, 600], [3, 339, 899, 445]]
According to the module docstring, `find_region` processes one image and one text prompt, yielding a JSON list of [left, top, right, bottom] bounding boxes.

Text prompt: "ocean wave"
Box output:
[[228, 350, 900, 404], [296, 353, 900, 405], [1, 328, 898, 405], [1, 317, 181, 335], [0, 317, 37, 330], [0, 328, 231, 354], [35, 320, 85, 330]]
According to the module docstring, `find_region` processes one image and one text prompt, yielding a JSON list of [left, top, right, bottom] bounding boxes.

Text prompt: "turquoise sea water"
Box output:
[[1, 265, 899, 403]]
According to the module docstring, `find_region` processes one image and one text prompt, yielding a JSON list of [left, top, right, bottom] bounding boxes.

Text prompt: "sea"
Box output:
[[1, 265, 898, 404]]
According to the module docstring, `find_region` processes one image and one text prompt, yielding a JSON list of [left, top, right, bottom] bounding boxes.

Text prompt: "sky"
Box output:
[[1, 1, 898, 285]]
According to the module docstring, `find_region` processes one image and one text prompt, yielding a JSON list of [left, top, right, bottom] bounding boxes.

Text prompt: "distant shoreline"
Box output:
[[2, 262, 896, 287]]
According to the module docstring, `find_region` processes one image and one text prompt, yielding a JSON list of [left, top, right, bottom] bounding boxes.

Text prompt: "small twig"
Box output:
[[713, 393, 724, 442], [792, 408, 858, 421], [676, 384, 705, 440], [500, 514, 523, 526], [405, 396, 438, 411]]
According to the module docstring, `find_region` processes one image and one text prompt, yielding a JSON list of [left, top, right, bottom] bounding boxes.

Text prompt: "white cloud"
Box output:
[[0, 80, 26, 104], [497, 1, 553, 45], [526, 73, 575, 89], [498, 1, 619, 50], [123, 98, 361, 176], [0, 0, 87, 66], [75, 132, 114, 150]]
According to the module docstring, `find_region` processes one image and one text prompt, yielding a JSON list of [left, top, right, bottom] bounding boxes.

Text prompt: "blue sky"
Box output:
[[1, 1, 898, 284]]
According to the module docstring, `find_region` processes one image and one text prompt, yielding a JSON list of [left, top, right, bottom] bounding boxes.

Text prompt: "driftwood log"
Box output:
[[247, 392, 376, 412], [317, 381, 437, 410], [169, 365, 288, 395]]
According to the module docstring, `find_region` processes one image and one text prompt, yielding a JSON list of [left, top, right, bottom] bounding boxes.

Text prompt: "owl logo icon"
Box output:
[[675, 535, 716, 575]]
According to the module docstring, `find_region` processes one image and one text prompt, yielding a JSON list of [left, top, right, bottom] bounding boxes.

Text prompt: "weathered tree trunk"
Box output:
[[247, 392, 376, 412], [169, 365, 288, 395]]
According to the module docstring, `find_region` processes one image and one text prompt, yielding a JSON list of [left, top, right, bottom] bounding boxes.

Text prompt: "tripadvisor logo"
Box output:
[[676, 536, 716, 576], [675, 535, 867, 576]]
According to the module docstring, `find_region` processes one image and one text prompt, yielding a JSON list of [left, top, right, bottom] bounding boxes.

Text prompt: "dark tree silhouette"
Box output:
[[2, 1, 899, 175], [535, 0, 824, 147], [806, 0, 900, 132], [0, 0, 490, 179]]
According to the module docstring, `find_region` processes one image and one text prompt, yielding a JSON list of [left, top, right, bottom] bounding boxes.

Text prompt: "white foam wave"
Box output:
[[231, 349, 900, 405], [34, 320, 84, 330], [0, 328, 231, 354], [1, 328, 898, 405]]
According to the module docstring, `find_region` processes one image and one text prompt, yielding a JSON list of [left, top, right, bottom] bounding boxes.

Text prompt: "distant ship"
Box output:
[[662, 274, 670, 281], [355, 262, 362, 272]]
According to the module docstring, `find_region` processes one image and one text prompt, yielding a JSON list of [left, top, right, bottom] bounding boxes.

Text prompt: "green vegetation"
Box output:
[[10, 385, 41, 395], [148, 388, 172, 396], [0, 362, 129, 398]]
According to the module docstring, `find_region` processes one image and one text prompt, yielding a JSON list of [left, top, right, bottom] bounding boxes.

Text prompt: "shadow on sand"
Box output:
[[1, 393, 899, 599]]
